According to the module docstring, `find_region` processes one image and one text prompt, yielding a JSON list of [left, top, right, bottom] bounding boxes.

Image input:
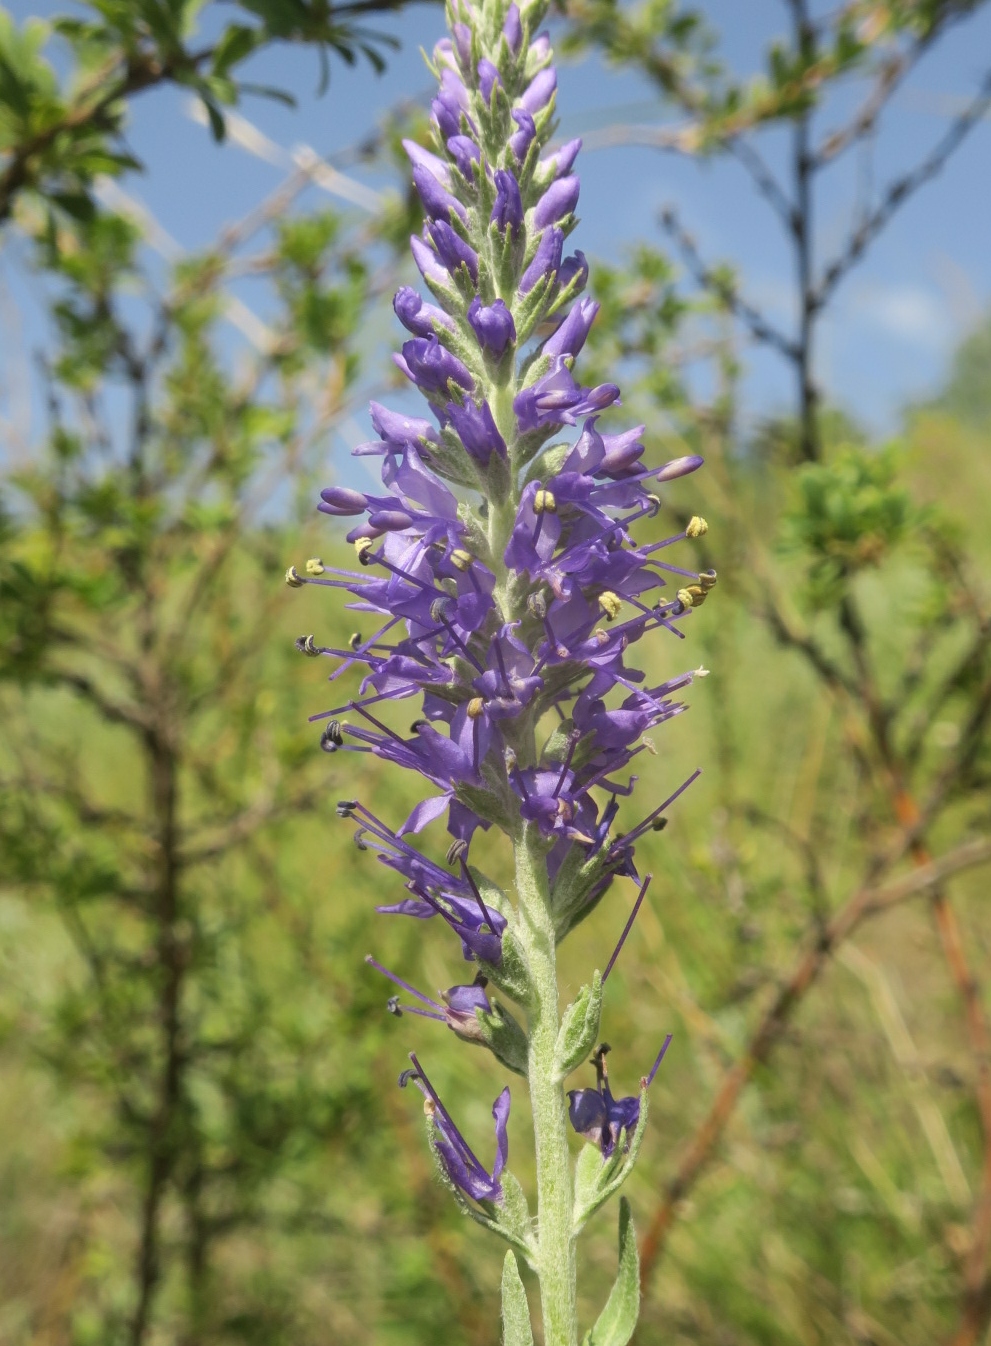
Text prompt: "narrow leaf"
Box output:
[[554, 971, 602, 1080], [587, 1198, 640, 1346], [501, 1250, 535, 1346]]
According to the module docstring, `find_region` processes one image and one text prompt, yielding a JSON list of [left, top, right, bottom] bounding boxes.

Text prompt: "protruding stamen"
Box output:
[[643, 1034, 674, 1088], [336, 799, 358, 818], [447, 839, 469, 867], [451, 548, 473, 571], [355, 537, 374, 565], [467, 697, 485, 719], [305, 557, 325, 575], [602, 874, 653, 983], [698, 568, 717, 591], [459, 858, 497, 936], [285, 565, 304, 588], [296, 634, 320, 657], [348, 631, 364, 650], [686, 516, 708, 538], [321, 720, 344, 751], [534, 488, 556, 514]]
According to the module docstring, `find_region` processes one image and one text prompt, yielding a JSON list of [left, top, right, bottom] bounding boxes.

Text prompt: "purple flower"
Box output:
[[432, 68, 472, 139], [467, 296, 516, 357], [401, 1055, 510, 1203], [519, 227, 563, 294], [492, 169, 524, 236], [540, 137, 582, 179], [366, 955, 492, 1039], [503, 4, 523, 54], [446, 397, 508, 465], [413, 163, 467, 224], [568, 1039, 672, 1158], [514, 357, 620, 432], [427, 220, 479, 284], [509, 109, 536, 164], [543, 297, 599, 360], [559, 249, 589, 292], [533, 175, 580, 229], [520, 67, 556, 114], [448, 135, 480, 180], [478, 58, 502, 102], [394, 286, 455, 337], [396, 335, 474, 394]]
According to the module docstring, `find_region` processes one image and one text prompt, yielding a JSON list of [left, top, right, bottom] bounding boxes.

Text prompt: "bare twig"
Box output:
[[660, 206, 801, 362], [813, 68, 991, 311]]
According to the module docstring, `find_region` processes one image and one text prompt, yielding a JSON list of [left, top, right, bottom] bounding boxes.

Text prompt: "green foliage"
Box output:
[[501, 1251, 535, 1346], [0, 0, 420, 226], [583, 1199, 639, 1346], [781, 445, 921, 608]]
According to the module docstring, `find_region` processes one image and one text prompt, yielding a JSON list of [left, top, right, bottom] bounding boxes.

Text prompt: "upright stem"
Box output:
[[514, 827, 578, 1346], [791, 1, 820, 463]]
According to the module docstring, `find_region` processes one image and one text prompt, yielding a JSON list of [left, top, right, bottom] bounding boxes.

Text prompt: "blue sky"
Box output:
[[3, 0, 990, 451]]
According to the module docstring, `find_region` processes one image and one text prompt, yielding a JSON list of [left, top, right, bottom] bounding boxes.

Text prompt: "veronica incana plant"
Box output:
[[287, 2, 711, 1339]]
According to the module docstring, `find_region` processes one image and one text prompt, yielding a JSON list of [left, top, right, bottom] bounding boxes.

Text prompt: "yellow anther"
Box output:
[[534, 488, 557, 515], [354, 537, 374, 565], [598, 591, 622, 620], [285, 565, 304, 588], [593, 627, 610, 645], [305, 557, 325, 576], [677, 585, 707, 609], [467, 697, 486, 719], [451, 549, 473, 571], [686, 516, 708, 538], [348, 632, 363, 650], [698, 568, 717, 591]]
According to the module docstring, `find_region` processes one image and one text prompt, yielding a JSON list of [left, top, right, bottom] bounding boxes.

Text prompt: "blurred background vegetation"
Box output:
[[1, 1, 991, 1343]]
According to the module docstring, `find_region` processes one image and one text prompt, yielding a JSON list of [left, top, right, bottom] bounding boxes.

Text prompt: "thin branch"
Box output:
[[177, 790, 322, 868], [639, 833, 991, 1291], [813, 67, 991, 310], [660, 206, 801, 362]]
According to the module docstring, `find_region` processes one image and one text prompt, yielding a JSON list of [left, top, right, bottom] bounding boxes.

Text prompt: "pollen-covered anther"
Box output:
[[534, 488, 557, 514], [322, 720, 345, 748], [677, 584, 707, 609], [295, 634, 319, 657], [593, 627, 610, 646], [698, 568, 717, 592], [686, 515, 708, 538], [528, 590, 547, 619], [598, 591, 622, 620], [645, 493, 661, 515], [447, 839, 469, 866], [285, 565, 304, 588], [430, 597, 451, 622], [348, 631, 363, 650], [467, 697, 486, 719], [451, 548, 473, 571], [355, 537, 374, 565], [305, 557, 325, 576]]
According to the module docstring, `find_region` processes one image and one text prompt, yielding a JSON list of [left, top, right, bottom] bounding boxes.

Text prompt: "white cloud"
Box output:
[[851, 284, 951, 349]]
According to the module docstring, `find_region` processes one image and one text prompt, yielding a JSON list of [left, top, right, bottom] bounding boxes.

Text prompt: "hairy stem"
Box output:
[[515, 827, 577, 1346]]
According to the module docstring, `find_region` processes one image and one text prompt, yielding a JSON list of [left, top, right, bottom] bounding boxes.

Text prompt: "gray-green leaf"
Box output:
[[586, 1198, 640, 1346], [554, 971, 602, 1081], [502, 1250, 535, 1346]]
